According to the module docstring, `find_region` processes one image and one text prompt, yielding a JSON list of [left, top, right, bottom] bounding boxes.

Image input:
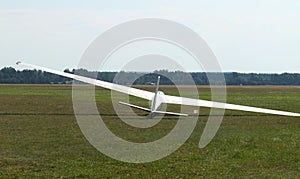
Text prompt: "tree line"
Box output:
[[1, 67, 300, 85]]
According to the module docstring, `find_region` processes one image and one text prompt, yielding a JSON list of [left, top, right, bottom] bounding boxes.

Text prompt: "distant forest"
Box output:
[[1, 67, 300, 85]]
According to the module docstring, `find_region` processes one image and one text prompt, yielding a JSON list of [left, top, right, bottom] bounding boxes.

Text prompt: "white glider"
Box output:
[[16, 61, 300, 117]]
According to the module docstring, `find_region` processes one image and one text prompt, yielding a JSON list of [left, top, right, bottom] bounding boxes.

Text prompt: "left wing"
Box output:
[[17, 62, 155, 100]]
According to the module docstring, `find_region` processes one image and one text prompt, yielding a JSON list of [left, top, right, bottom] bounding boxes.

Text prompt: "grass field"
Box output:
[[0, 85, 299, 178]]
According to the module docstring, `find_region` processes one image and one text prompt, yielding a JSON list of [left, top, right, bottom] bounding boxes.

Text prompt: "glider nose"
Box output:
[[16, 61, 21, 65]]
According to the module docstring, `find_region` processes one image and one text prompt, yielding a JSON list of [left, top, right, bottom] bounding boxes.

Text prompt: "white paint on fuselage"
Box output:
[[150, 91, 165, 112]]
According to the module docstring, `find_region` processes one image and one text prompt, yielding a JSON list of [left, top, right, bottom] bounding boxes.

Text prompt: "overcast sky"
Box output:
[[1, 0, 300, 73]]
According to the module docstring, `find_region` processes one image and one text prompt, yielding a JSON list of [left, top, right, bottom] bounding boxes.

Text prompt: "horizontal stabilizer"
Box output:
[[119, 101, 151, 112], [153, 110, 188, 116], [119, 101, 188, 116]]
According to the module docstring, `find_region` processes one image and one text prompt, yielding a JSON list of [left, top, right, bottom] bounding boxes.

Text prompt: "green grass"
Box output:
[[0, 85, 299, 178]]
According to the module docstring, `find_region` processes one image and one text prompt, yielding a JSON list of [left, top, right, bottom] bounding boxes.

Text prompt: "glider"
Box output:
[[16, 61, 300, 117]]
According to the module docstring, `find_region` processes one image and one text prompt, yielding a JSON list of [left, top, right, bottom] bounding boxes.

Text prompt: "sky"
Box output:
[[1, 0, 300, 73]]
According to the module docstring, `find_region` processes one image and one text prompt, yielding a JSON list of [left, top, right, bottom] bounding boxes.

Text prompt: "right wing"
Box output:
[[17, 62, 155, 100], [163, 94, 300, 117]]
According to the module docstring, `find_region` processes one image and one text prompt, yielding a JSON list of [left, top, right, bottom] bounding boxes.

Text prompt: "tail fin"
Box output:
[[151, 76, 161, 111]]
